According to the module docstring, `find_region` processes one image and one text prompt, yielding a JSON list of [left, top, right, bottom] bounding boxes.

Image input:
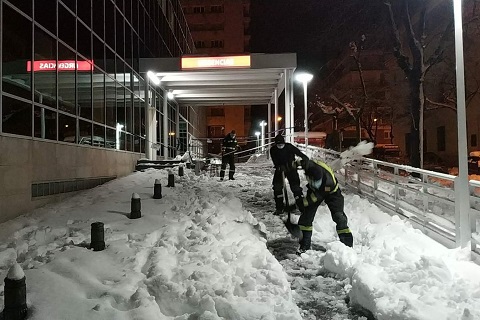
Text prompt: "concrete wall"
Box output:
[[0, 135, 141, 223]]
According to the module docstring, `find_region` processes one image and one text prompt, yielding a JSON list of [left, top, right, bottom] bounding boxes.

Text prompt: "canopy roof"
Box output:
[[139, 53, 296, 107]]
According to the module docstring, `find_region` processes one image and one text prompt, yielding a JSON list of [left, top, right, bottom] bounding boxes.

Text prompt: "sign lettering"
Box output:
[[181, 55, 251, 70], [27, 60, 94, 72]]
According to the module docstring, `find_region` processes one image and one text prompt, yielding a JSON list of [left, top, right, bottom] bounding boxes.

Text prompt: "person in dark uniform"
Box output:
[[220, 130, 238, 180], [295, 158, 354, 254], [270, 134, 309, 215]]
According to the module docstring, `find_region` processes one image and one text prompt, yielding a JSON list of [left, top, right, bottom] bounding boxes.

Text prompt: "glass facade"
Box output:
[[1, 0, 194, 153]]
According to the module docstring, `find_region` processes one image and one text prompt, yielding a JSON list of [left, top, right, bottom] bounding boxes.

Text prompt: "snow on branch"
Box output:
[[329, 94, 360, 118]]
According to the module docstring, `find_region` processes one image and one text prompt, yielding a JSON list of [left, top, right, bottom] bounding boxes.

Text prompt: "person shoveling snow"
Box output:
[[286, 141, 373, 255]]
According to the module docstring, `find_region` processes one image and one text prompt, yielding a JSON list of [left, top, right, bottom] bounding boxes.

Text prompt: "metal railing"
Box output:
[[297, 145, 480, 258]]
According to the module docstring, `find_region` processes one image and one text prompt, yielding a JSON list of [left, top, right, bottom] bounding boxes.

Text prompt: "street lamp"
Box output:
[[453, 0, 470, 248], [296, 73, 313, 147], [260, 121, 267, 152], [255, 131, 260, 153]]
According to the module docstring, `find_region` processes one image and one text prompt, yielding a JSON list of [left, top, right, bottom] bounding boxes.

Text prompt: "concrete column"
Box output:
[[163, 90, 168, 159], [267, 102, 272, 157], [289, 69, 295, 142], [151, 97, 157, 161], [144, 79, 152, 160], [176, 104, 180, 157], [274, 88, 279, 136], [284, 69, 290, 143]]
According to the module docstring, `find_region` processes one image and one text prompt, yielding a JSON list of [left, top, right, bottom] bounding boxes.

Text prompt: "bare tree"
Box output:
[[384, 0, 454, 168]]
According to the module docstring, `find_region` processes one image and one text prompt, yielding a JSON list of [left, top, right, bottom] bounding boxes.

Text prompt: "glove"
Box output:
[[296, 158, 309, 170]]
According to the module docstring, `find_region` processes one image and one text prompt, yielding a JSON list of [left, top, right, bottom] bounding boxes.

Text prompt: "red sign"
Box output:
[[27, 60, 93, 72]]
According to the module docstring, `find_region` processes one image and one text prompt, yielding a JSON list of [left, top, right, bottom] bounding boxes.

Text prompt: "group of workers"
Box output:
[[219, 129, 353, 255]]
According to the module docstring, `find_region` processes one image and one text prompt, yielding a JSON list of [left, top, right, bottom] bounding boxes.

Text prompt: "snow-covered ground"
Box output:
[[1, 155, 479, 320]]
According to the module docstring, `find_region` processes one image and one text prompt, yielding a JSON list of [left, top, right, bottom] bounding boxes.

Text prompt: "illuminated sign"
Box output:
[[27, 60, 93, 72], [181, 55, 251, 70]]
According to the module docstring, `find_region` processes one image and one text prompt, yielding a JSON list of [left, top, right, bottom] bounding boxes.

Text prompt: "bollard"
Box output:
[[3, 264, 27, 320], [186, 162, 191, 169], [130, 193, 141, 219], [167, 172, 175, 187], [153, 179, 162, 199], [178, 165, 184, 177], [194, 161, 201, 176], [90, 222, 105, 251]]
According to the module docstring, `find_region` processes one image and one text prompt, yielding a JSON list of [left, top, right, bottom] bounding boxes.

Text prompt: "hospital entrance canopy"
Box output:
[[139, 53, 297, 107]]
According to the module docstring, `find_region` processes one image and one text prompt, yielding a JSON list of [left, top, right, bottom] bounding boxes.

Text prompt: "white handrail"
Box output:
[[296, 144, 479, 258]]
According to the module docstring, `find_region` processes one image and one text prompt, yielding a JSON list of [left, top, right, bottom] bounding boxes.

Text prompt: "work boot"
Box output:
[[229, 177, 235, 180], [296, 230, 312, 255], [338, 232, 353, 247]]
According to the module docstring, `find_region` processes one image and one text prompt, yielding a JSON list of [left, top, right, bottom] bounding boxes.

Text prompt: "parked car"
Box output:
[[468, 155, 480, 174]]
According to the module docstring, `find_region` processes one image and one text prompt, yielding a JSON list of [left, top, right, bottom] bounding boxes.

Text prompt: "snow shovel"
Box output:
[[282, 171, 302, 239]]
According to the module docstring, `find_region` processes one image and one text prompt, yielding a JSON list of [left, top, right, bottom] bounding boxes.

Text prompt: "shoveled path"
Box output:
[[231, 163, 373, 320]]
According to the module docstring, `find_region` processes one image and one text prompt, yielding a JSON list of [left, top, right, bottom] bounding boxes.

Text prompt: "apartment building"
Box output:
[[181, 0, 252, 155]]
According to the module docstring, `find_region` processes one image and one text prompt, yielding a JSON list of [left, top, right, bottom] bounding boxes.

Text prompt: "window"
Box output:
[[2, 4, 32, 100], [2, 96, 32, 136], [210, 108, 224, 116], [437, 126, 446, 152], [384, 131, 391, 139], [210, 5, 223, 13], [208, 126, 224, 138], [211, 40, 224, 48], [193, 6, 205, 13], [472, 134, 477, 147]]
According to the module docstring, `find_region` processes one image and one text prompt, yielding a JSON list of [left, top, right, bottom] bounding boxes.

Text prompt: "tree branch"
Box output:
[[385, 0, 412, 76], [425, 20, 454, 73], [425, 97, 457, 111]]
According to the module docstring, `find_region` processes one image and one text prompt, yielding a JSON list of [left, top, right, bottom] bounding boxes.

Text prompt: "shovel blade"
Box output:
[[284, 219, 302, 239]]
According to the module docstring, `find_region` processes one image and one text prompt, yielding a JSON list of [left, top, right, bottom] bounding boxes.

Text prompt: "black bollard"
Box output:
[[90, 222, 105, 251], [3, 264, 27, 320], [153, 179, 162, 199], [130, 193, 141, 219], [167, 172, 175, 187], [178, 165, 184, 177]]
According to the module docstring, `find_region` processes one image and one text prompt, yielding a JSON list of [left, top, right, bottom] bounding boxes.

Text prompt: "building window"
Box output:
[[210, 108, 224, 116], [211, 40, 224, 48], [210, 5, 223, 13], [208, 126, 224, 138], [195, 41, 206, 48], [471, 134, 478, 147], [193, 6, 205, 13], [384, 131, 390, 139], [437, 126, 446, 152]]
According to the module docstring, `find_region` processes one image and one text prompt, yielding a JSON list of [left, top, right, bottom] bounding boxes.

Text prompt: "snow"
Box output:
[[0, 155, 479, 320], [6, 263, 25, 280]]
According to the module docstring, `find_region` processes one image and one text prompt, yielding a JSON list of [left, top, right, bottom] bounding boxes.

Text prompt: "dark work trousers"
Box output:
[[298, 187, 349, 232], [220, 152, 235, 179], [272, 168, 303, 211]]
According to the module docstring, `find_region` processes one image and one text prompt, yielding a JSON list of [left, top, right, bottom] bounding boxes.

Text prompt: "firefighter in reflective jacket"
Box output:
[[220, 130, 238, 180], [296, 158, 354, 253]]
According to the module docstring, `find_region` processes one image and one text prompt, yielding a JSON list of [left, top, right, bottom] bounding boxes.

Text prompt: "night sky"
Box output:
[[248, 0, 389, 132]]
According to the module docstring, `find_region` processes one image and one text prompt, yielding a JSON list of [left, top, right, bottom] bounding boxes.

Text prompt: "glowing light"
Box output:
[[147, 71, 161, 85]]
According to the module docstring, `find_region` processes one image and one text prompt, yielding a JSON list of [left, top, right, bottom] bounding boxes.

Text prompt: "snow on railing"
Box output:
[[296, 144, 480, 258]]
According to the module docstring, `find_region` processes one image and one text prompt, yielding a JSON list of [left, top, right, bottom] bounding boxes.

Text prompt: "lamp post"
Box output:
[[255, 131, 260, 153], [260, 121, 267, 152], [453, 0, 470, 249], [296, 73, 313, 147]]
